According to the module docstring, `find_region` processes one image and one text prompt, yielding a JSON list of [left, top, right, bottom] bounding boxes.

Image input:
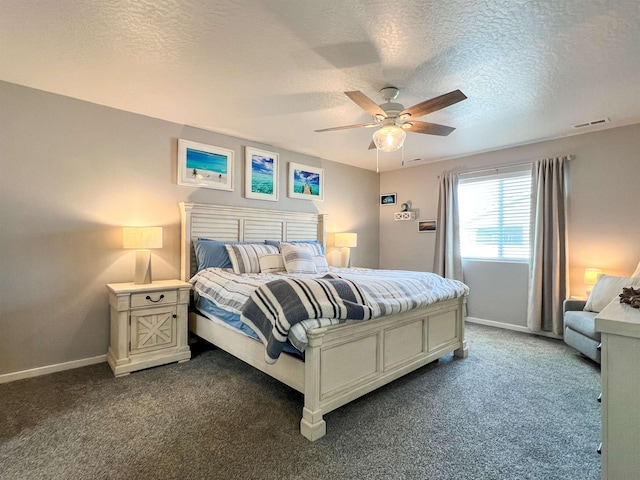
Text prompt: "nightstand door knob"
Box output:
[[597, 342, 602, 351], [172, 314, 177, 318], [597, 393, 602, 403], [146, 294, 165, 303]]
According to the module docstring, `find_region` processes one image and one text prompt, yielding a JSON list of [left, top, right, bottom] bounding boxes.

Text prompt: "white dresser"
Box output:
[[595, 300, 640, 480]]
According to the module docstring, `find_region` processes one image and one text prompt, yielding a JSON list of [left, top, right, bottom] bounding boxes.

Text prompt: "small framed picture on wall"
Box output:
[[380, 193, 397, 205], [418, 220, 437, 232]]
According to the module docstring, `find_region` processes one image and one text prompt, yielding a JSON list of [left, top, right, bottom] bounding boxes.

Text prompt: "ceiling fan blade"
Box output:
[[403, 121, 456, 136], [315, 122, 378, 133], [400, 89, 467, 119], [345, 91, 387, 117], [368, 140, 376, 150]]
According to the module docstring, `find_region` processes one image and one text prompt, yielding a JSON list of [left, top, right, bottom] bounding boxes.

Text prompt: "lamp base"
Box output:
[[134, 250, 152, 284], [340, 247, 351, 268]]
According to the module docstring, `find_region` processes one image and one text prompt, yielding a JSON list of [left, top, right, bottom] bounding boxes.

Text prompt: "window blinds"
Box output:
[[458, 167, 532, 261]]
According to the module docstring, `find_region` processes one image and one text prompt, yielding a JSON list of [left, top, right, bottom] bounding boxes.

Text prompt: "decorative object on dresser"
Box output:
[[334, 232, 357, 267], [107, 280, 191, 377], [595, 300, 640, 479], [122, 227, 163, 284], [619, 286, 640, 308]]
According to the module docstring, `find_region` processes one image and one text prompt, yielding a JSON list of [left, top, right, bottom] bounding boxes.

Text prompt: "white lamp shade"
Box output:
[[372, 125, 406, 152], [123, 227, 163, 249], [123, 227, 163, 284], [584, 268, 602, 286], [334, 232, 358, 248]]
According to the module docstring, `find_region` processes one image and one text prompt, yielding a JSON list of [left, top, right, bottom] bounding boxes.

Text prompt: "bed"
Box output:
[[180, 202, 468, 441]]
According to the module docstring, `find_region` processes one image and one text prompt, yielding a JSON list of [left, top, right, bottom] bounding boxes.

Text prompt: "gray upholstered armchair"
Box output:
[[563, 299, 600, 364]]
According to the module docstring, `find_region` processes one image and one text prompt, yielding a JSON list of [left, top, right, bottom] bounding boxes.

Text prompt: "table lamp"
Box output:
[[584, 268, 602, 296], [123, 227, 163, 284], [334, 232, 357, 268]]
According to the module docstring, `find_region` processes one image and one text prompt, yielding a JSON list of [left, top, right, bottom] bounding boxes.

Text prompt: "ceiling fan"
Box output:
[[315, 87, 467, 152]]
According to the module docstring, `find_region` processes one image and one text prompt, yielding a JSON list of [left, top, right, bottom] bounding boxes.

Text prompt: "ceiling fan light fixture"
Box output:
[[372, 123, 406, 152]]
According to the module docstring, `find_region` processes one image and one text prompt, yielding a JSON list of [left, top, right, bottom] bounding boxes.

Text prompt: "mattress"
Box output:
[[193, 294, 303, 356]]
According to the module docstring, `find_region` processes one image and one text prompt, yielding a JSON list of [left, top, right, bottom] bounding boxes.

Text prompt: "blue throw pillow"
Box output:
[[194, 239, 246, 270]]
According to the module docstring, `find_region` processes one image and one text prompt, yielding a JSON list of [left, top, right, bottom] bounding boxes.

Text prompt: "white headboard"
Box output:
[[179, 202, 327, 281]]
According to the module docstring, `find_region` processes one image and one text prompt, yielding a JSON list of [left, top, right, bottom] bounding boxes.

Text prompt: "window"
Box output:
[[458, 166, 532, 261]]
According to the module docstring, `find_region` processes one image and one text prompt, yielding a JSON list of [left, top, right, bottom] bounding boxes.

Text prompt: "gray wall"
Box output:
[[0, 81, 380, 376], [380, 123, 640, 329]]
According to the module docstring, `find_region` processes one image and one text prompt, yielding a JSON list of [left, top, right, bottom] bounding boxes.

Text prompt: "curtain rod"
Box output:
[[438, 155, 574, 178]]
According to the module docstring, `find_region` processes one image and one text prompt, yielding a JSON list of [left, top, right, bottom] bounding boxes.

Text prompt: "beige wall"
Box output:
[[380, 123, 640, 328], [0, 81, 380, 376]]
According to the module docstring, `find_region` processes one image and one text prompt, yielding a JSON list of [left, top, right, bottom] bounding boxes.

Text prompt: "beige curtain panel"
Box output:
[[527, 156, 570, 335]]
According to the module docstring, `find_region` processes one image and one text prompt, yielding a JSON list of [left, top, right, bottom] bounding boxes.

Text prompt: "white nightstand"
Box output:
[[106, 279, 191, 377]]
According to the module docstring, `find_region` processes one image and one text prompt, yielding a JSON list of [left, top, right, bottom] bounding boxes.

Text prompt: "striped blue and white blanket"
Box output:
[[241, 274, 375, 363], [190, 267, 469, 362]]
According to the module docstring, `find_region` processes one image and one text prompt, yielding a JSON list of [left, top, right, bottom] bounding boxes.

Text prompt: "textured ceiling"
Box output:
[[1, 0, 639, 171]]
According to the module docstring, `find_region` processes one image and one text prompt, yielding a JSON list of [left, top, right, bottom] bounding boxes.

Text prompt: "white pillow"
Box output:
[[225, 244, 279, 274], [258, 253, 285, 274], [281, 241, 324, 256], [281, 243, 317, 274], [584, 274, 640, 312], [313, 255, 329, 274], [632, 261, 640, 277]]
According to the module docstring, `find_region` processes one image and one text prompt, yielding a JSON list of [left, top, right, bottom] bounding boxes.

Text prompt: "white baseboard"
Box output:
[[465, 316, 563, 340], [0, 354, 107, 384]]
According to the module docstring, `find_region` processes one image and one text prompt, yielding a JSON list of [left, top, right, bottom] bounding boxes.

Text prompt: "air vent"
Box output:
[[572, 117, 610, 129]]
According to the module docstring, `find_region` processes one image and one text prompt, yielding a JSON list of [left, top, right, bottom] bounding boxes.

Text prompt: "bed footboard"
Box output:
[[300, 296, 467, 441]]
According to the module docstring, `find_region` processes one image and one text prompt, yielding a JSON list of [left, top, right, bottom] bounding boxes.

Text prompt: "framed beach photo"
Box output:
[[418, 220, 437, 232], [177, 139, 234, 191], [244, 147, 278, 201], [288, 162, 324, 201], [380, 193, 397, 205]]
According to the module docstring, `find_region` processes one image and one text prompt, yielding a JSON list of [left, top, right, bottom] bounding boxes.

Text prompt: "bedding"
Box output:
[[190, 266, 469, 361], [242, 274, 374, 363], [194, 295, 303, 356]]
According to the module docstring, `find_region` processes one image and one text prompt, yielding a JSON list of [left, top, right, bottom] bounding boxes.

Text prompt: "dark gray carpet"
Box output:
[[0, 324, 600, 480]]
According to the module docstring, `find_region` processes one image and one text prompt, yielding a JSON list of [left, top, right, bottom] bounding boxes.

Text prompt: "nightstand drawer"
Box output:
[[131, 290, 178, 308]]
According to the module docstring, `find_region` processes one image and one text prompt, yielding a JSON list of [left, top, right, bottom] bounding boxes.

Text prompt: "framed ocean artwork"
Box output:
[[244, 147, 278, 201], [288, 162, 324, 201], [177, 139, 234, 191]]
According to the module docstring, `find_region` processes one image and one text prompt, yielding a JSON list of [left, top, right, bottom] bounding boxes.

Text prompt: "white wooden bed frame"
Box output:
[[180, 202, 468, 441]]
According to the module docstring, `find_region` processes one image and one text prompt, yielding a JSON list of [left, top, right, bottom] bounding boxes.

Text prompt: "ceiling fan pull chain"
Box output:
[[376, 148, 379, 173]]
